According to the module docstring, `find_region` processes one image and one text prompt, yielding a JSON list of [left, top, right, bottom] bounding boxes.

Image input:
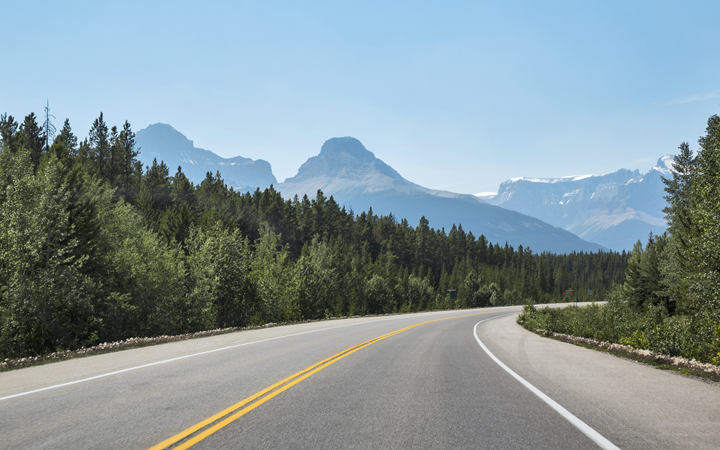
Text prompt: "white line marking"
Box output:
[[0, 309, 473, 402], [473, 316, 620, 450]]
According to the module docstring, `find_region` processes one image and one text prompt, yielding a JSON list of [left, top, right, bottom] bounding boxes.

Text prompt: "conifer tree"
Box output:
[[19, 113, 45, 170], [51, 119, 78, 162], [88, 112, 110, 178], [0, 113, 19, 152]]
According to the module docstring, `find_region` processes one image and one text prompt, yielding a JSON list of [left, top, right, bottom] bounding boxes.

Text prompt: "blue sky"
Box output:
[[3, 0, 719, 193]]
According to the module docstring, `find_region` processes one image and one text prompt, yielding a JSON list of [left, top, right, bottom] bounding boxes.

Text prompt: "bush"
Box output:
[[517, 288, 720, 365]]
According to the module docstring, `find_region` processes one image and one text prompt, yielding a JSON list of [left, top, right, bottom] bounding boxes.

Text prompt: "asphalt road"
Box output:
[[1, 305, 717, 449]]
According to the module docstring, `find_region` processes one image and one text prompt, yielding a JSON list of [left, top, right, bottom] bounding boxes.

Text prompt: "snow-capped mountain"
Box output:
[[135, 124, 277, 191], [479, 157, 674, 251], [277, 137, 606, 254]]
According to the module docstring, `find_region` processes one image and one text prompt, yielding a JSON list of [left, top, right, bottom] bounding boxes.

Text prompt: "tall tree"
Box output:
[[0, 113, 19, 152], [50, 119, 78, 162], [19, 113, 45, 170], [118, 121, 139, 194], [87, 112, 110, 178]]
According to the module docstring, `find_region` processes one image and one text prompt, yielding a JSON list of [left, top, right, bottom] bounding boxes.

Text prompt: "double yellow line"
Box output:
[[149, 310, 504, 450]]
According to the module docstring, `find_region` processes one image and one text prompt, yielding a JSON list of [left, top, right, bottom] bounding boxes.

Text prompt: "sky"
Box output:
[[3, 0, 719, 194]]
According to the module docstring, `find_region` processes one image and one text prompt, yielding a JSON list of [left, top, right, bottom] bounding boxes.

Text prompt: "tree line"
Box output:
[[0, 110, 629, 359]]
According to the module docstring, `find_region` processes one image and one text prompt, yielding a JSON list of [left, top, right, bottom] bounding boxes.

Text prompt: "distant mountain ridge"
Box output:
[[479, 157, 673, 251], [135, 123, 276, 191], [132, 124, 631, 253], [278, 137, 605, 254]]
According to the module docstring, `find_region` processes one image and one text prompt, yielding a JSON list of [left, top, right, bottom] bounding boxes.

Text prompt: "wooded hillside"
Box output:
[[0, 111, 628, 359]]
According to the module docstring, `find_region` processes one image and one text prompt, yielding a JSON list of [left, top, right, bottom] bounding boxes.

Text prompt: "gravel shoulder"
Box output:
[[478, 313, 720, 450]]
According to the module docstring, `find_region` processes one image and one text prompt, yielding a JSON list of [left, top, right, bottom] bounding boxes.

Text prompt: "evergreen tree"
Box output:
[[87, 112, 110, 178], [0, 147, 96, 356], [19, 112, 45, 170], [0, 113, 19, 152], [50, 119, 78, 162], [186, 223, 257, 329], [112, 121, 139, 195]]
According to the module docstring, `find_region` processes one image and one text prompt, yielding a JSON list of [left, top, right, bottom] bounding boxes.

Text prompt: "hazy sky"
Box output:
[[3, 1, 719, 193]]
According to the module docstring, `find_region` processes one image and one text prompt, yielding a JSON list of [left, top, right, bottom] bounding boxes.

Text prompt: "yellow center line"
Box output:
[[149, 309, 515, 450]]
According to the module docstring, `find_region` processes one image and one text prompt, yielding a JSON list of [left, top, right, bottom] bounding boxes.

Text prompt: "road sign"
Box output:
[[587, 290, 594, 295]]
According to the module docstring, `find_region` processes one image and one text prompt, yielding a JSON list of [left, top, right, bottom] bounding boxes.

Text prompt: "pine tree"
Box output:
[[113, 121, 139, 194], [19, 113, 45, 170], [51, 119, 78, 162], [662, 142, 698, 270], [0, 113, 19, 152], [88, 113, 110, 179]]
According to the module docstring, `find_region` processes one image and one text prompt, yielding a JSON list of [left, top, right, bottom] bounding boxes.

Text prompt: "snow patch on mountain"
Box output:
[[508, 174, 601, 184]]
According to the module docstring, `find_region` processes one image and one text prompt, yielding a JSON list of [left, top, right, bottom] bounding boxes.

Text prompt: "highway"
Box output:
[[1, 306, 718, 449]]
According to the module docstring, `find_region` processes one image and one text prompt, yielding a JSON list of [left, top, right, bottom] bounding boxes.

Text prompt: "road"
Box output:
[[0, 306, 717, 449]]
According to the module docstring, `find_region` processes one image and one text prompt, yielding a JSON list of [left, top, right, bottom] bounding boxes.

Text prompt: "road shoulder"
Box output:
[[478, 313, 720, 450]]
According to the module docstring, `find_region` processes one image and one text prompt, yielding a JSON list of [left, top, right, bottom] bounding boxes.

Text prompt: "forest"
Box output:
[[518, 114, 720, 366], [0, 110, 629, 359]]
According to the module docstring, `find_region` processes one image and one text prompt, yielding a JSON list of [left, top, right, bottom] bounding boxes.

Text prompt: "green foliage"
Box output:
[[93, 189, 186, 338], [663, 115, 720, 319], [401, 275, 435, 312], [0, 148, 96, 356], [251, 227, 294, 323], [186, 223, 256, 329], [463, 271, 486, 308], [365, 275, 393, 315], [517, 289, 720, 364], [518, 112, 720, 368], [502, 289, 522, 307], [0, 114, 19, 152], [0, 108, 631, 360], [19, 113, 45, 170], [623, 234, 673, 314], [293, 236, 339, 320]]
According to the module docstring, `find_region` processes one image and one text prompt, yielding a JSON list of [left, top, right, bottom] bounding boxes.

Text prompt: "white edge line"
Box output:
[[0, 319, 382, 401], [473, 315, 621, 450], [0, 309, 473, 402]]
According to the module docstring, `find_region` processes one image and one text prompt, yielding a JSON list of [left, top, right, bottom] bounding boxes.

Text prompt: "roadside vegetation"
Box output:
[[0, 109, 628, 360], [518, 113, 720, 368]]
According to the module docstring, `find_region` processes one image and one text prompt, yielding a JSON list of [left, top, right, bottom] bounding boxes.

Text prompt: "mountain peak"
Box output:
[[284, 137, 403, 183], [652, 155, 675, 176], [135, 123, 276, 191], [140, 123, 194, 149], [319, 137, 376, 161]]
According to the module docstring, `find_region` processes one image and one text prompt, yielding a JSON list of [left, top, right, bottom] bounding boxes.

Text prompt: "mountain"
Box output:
[[478, 157, 673, 251], [135, 124, 277, 191], [277, 137, 606, 254]]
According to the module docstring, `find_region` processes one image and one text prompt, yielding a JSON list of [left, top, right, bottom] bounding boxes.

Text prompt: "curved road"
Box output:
[[0, 306, 717, 449]]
